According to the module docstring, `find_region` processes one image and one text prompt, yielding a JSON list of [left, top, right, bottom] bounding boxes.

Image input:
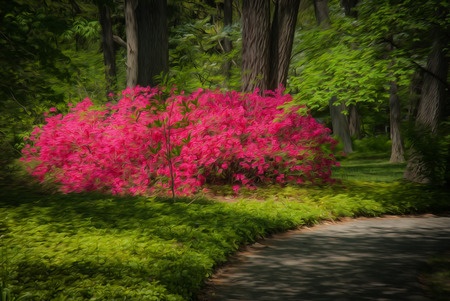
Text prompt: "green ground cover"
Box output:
[[1, 157, 449, 300], [420, 250, 450, 301]]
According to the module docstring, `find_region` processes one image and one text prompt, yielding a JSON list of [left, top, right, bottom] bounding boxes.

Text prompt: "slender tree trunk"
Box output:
[[389, 81, 405, 163], [330, 97, 353, 154], [314, 0, 353, 153], [125, 0, 138, 87], [340, 0, 358, 17], [348, 104, 361, 138], [268, 0, 300, 90], [98, 2, 117, 97], [136, 0, 168, 87], [406, 70, 423, 121], [386, 40, 405, 163], [314, 0, 331, 26], [404, 31, 448, 183], [241, 0, 270, 92]]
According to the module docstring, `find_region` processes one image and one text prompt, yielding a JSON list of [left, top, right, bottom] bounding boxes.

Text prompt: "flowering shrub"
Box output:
[[21, 87, 338, 196]]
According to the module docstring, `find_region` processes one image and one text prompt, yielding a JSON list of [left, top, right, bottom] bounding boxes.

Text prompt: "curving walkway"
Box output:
[[200, 215, 450, 301]]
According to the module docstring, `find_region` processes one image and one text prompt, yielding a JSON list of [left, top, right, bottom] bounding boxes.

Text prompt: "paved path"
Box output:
[[200, 216, 450, 301]]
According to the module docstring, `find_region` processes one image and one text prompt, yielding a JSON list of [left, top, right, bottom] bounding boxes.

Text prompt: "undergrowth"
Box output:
[[1, 158, 449, 300]]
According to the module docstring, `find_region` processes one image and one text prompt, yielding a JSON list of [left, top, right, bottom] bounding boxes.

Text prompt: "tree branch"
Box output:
[[113, 35, 127, 48]]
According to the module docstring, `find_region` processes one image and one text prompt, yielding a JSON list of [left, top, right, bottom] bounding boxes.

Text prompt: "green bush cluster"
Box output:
[[353, 135, 391, 154]]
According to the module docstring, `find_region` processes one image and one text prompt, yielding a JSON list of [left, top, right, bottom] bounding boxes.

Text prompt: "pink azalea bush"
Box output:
[[21, 86, 339, 196]]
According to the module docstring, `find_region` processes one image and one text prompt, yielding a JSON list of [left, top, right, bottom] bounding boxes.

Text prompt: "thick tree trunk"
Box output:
[[389, 81, 405, 163], [125, 0, 138, 87], [268, 0, 300, 90], [98, 2, 116, 97], [404, 32, 448, 183], [330, 97, 353, 154], [241, 0, 270, 92], [268, 2, 279, 91], [136, 0, 168, 87]]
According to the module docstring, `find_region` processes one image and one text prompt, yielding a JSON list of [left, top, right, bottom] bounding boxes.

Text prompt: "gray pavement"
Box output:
[[200, 216, 450, 301]]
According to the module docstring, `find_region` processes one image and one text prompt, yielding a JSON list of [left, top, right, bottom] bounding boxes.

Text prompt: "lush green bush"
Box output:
[[353, 135, 391, 154]]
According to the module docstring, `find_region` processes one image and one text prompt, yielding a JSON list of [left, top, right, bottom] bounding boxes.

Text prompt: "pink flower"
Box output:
[[21, 86, 338, 197]]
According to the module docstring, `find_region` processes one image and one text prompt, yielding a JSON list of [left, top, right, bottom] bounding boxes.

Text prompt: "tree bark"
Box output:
[[125, 0, 138, 87], [389, 81, 405, 163], [241, 0, 270, 92], [406, 70, 423, 122], [113, 35, 127, 49], [268, 0, 300, 90], [314, 0, 331, 26], [98, 2, 117, 97], [136, 0, 168, 87], [314, 0, 353, 153], [404, 31, 448, 183], [348, 104, 361, 138], [330, 97, 353, 154], [340, 0, 358, 17]]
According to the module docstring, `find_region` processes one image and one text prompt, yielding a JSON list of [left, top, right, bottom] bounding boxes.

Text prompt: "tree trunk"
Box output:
[[406, 69, 423, 122], [389, 81, 405, 163], [241, 0, 270, 92], [314, 0, 331, 26], [268, 1, 279, 91], [136, 0, 168, 87], [340, 0, 358, 17], [314, 0, 353, 153], [348, 104, 361, 138], [330, 97, 353, 154], [125, 0, 138, 87], [404, 31, 448, 183], [98, 2, 117, 97], [268, 0, 300, 90]]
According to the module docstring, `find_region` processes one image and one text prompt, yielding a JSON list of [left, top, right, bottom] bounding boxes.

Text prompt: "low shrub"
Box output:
[[353, 135, 391, 154], [21, 87, 338, 196]]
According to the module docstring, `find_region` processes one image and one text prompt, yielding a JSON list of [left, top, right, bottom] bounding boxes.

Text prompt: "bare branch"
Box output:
[[113, 35, 127, 48]]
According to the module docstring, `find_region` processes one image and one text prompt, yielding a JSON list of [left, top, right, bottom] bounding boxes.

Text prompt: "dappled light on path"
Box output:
[[201, 216, 450, 301]]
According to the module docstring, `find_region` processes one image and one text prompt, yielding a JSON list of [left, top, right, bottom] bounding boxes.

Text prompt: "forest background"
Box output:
[[1, 1, 450, 300], [0, 0, 449, 187]]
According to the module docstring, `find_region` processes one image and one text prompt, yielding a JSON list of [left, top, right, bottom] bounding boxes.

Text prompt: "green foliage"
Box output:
[[420, 251, 450, 301], [0, 0, 122, 180], [287, 0, 448, 155], [61, 17, 101, 47], [353, 135, 391, 154], [290, 7, 380, 109], [2, 156, 450, 300], [332, 158, 406, 182], [167, 18, 242, 92], [0, 0, 74, 175], [405, 121, 450, 185]]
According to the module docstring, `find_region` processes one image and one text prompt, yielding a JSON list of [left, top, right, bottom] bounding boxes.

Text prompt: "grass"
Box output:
[[1, 156, 449, 300], [419, 251, 450, 301], [332, 157, 406, 182]]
